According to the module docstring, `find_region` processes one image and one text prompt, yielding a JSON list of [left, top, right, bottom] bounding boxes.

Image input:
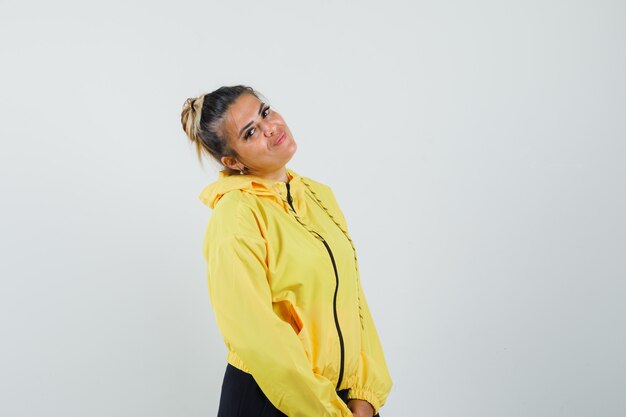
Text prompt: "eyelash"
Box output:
[[244, 106, 271, 140]]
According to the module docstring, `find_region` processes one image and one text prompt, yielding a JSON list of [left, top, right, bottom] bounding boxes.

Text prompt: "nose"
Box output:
[[260, 120, 276, 137]]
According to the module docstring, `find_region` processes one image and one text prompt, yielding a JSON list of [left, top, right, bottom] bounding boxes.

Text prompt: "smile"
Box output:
[[274, 132, 286, 146]]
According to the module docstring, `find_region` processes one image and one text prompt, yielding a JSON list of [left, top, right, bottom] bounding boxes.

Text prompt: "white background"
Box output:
[[1, 0, 625, 416]]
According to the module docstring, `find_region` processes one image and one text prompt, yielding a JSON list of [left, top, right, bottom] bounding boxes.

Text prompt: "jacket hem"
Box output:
[[226, 350, 251, 373]]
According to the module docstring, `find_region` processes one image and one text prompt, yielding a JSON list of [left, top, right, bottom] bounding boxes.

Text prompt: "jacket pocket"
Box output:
[[273, 300, 303, 335]]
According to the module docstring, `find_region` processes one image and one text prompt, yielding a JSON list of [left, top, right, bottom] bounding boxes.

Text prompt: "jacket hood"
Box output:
[[199, 167, 305, 211]]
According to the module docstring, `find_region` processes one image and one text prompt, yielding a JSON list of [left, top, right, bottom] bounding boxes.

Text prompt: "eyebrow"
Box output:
[[238, 102, 267, 138]]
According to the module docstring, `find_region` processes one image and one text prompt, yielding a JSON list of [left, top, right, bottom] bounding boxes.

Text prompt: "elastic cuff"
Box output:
[[347, 388, 382, 415]]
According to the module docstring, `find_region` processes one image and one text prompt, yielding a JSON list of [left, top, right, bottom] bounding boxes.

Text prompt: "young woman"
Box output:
[[181, 85, 392, 417]]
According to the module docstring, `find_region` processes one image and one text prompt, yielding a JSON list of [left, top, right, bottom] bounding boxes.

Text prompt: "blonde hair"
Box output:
[[181, 95, 208, 164]]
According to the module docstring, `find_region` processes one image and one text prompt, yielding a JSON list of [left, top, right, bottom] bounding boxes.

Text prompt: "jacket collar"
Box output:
[[199, 167, 307, 214]]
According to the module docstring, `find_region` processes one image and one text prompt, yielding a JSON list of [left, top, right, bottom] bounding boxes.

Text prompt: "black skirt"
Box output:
[[217, 363, 380, 417]]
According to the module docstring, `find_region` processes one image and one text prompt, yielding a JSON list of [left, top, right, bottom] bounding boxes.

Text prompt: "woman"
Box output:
[[181, 85, 392, 417]]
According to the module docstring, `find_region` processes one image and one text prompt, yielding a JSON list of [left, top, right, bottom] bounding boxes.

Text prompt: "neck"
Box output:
[[249, 166, 289, 183]]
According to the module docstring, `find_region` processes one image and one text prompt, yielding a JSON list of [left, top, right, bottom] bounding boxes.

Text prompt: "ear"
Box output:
[[220, 155, 244, 171]]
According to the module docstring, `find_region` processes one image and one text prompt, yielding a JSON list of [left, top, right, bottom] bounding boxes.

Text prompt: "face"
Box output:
[[220, 93, 297, 178]]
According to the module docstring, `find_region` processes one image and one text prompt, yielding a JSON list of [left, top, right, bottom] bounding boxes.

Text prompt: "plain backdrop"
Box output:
[[1, 0, 625, 416]]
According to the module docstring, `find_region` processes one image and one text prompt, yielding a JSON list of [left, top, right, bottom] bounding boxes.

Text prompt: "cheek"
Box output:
[[249, 142, 270, 159]]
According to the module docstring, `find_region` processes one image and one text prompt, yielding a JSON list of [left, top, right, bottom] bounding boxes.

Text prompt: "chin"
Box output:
[[283, 144, 297, 164], [288, 140, 298, 154]]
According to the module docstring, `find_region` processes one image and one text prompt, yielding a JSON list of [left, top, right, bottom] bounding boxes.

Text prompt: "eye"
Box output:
[[244, 106, 271, 140]]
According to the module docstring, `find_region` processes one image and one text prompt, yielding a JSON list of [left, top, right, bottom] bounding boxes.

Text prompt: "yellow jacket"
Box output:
[[199, 167, 392, 417]]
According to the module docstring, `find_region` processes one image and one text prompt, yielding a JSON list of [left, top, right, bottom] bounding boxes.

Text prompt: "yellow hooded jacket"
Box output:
[[199, 167, 392, 417]]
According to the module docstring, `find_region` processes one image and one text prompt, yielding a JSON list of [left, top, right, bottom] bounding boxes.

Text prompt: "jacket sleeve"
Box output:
[[204, 202, 353, 417], [321, 185, 393, 414], [347, 282, 393, 415]]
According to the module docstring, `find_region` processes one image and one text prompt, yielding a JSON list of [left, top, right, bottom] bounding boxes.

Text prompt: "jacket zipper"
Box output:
[[285, 182, 345, 390]]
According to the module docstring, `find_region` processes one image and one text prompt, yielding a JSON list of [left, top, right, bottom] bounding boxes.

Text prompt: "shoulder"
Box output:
[[207, 191, 266, 241], [300, 175, 336, 201]]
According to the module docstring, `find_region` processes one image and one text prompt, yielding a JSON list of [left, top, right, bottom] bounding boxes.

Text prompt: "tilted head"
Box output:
[[181, 85, 297, 178]]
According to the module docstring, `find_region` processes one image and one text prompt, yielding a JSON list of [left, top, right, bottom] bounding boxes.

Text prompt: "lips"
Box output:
[[274, 132, 286, 146]]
